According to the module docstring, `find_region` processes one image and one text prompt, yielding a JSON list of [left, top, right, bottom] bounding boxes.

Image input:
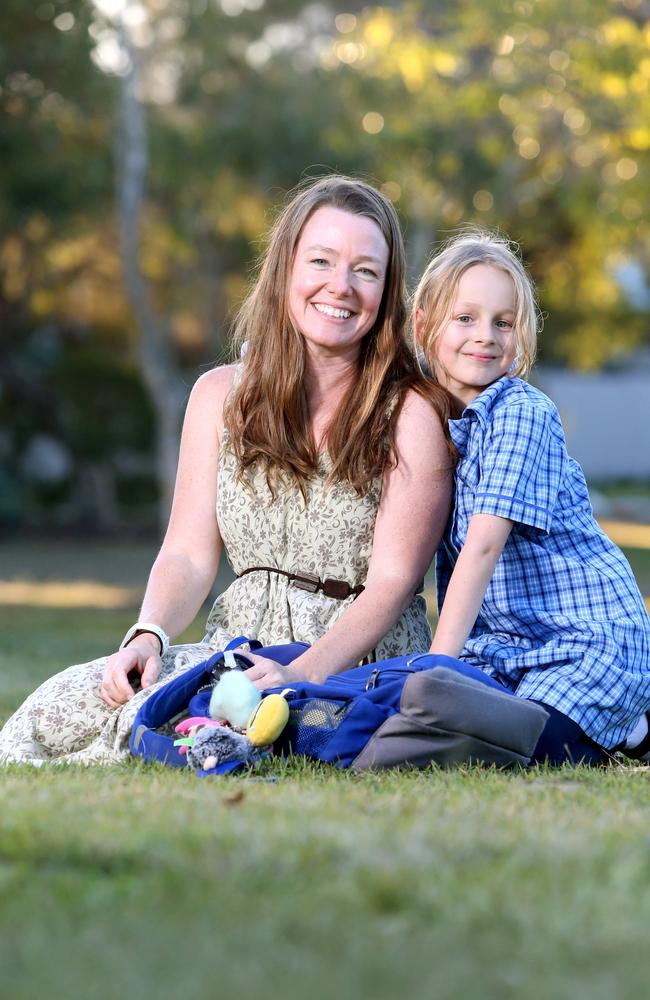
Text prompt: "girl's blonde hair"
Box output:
[[226, 174, 452, 494], [413, 230, 542, 381]]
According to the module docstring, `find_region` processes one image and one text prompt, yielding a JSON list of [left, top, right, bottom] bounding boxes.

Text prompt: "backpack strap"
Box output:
[[225, 636, 263, 652]]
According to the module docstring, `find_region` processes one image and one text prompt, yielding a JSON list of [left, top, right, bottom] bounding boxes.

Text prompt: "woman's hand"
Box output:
[[100, 636, 162, 708], [243, 653, 299, 692]]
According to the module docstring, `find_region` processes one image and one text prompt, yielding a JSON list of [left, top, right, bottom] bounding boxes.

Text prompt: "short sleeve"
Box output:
[[473, 401, 563, 533]]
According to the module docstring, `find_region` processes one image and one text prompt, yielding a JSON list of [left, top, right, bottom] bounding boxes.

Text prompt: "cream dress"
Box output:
[[0, 433, 431, 765]]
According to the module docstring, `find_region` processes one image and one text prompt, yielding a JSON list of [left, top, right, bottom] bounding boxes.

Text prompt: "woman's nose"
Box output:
[[326, 265, 353, 296]]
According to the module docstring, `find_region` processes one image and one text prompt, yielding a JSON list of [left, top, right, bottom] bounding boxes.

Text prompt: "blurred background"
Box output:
[[1, 0, 649, 611]]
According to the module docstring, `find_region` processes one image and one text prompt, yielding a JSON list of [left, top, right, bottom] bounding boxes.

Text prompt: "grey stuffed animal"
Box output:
[[185, 725, 263, 772]]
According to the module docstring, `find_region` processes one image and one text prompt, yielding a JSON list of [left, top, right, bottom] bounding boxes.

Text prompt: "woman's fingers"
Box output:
[[244, 654, 295, 692], [100, 651, 140, 707], [140, 654, 162, 689], [100, 640, 164, 707], [100, 672, 131, 707], [242, 653, 271, 681]]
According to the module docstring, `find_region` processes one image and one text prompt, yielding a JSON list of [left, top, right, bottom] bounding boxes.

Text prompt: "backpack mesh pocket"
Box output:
[[287, 698, 351, 756]]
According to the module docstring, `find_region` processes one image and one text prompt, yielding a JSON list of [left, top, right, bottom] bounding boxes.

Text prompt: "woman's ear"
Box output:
[[414, 308, 426, 346]]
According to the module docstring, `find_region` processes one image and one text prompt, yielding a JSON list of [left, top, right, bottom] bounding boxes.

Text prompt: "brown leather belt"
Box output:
[[238, 566, 364, 600]]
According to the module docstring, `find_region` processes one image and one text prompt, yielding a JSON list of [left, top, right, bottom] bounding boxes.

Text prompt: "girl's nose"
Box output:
[[475, 318, 496, 341]]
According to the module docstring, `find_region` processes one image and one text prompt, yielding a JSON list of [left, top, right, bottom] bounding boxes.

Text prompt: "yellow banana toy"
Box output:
[[246, 694, 290, 747]]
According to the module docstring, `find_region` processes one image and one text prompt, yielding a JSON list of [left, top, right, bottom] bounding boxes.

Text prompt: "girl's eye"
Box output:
[[496, 319, 513, 330], [457, 314, 473, 323]]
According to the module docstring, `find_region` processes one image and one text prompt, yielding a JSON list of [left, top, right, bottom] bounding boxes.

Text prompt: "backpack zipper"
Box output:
[[365, 668, 380, 690], [364, 663, 426, 690]]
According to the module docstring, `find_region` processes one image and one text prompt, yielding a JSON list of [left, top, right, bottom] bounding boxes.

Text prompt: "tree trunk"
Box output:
[[406, 218, 437, 287], [115, 24, 185, 532], [76, 460, 120, 532]]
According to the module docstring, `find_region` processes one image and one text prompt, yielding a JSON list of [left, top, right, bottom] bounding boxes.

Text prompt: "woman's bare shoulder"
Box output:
[[192, 364, 238, 399], [398, 386, 447, 431], [184, 365, 238, 439], [396, 387, 452, 466]]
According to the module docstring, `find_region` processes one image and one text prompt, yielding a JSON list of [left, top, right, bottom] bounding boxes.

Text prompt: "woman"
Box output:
[[0, 175, 453, 765]]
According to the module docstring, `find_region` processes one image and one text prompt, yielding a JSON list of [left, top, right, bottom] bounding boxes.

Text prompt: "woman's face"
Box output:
[[288, 206, 389, 363]]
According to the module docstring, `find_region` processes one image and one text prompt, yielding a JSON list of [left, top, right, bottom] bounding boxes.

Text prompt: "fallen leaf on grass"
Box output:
[[223, 790, 246, 806]]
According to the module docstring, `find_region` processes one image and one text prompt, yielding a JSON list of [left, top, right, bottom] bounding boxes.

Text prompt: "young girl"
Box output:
[[414, 231, 650, 765]]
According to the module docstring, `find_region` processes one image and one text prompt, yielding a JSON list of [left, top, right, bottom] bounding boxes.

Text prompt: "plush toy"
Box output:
[[173, 716, 222, 756], [209, 670, 261, 730], [208, 668, 290, 744], [186, 725, 262, 772], [246, 694, 290, 747], [181, 669, 291, 773]]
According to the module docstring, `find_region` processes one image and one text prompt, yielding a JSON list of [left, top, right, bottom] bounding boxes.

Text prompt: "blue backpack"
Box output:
[[130, 639, 548, 775]]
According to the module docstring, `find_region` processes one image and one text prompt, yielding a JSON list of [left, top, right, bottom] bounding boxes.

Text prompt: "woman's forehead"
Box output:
[[296, 206, 389, 261]]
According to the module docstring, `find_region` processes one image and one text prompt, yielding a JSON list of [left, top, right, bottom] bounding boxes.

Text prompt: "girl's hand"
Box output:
[[243, 653, 299, 692], [100, 637, 162, 708]]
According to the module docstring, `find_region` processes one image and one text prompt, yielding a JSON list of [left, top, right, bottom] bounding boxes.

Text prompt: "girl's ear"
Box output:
[[414, 308, 427, 346]]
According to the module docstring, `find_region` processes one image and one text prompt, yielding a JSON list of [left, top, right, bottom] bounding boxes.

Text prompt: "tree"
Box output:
[[2, 0, 649, 532], [323, 0, 650, 367]]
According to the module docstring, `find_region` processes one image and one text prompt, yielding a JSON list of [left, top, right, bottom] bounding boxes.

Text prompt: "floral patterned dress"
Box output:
[[0, 431, 431, 765]]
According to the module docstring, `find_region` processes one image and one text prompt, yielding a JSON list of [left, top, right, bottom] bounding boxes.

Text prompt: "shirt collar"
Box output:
[[448, 377, 517, 455]]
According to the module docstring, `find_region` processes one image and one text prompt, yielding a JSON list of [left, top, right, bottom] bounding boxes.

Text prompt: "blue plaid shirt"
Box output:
[[436, 376, 650, 748]]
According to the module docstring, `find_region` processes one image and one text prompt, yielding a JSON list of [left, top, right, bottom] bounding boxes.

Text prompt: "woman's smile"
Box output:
[[312, 302, 354, 320]]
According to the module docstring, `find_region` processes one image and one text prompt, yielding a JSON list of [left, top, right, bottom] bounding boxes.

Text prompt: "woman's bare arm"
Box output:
[[100, 366, 236, 706]]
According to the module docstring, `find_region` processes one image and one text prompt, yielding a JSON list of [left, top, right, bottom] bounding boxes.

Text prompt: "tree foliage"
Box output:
[[1, 0, 649, 529]]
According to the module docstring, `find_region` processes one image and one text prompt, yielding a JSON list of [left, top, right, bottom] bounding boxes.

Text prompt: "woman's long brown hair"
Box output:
[[225, 175, 452, 495]]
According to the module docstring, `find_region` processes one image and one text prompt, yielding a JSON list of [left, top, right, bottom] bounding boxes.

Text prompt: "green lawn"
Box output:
[[2, 540, 650, 1000]]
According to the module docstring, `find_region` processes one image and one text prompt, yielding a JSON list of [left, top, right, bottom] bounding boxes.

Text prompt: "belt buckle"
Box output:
[[322, 578, 352, 600], [292, 572, 320, 594]]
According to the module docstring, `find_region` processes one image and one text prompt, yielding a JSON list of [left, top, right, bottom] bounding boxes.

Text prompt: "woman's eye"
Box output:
[[311, 257, 330, 266], [457, 314, 473, 323], [356, 266, 378, 278], [496, 319, 513, 330]]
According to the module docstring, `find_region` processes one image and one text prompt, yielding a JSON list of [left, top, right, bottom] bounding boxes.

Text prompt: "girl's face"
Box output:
[[428, 263, 517, 407], [287, 205, 389, 363]]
